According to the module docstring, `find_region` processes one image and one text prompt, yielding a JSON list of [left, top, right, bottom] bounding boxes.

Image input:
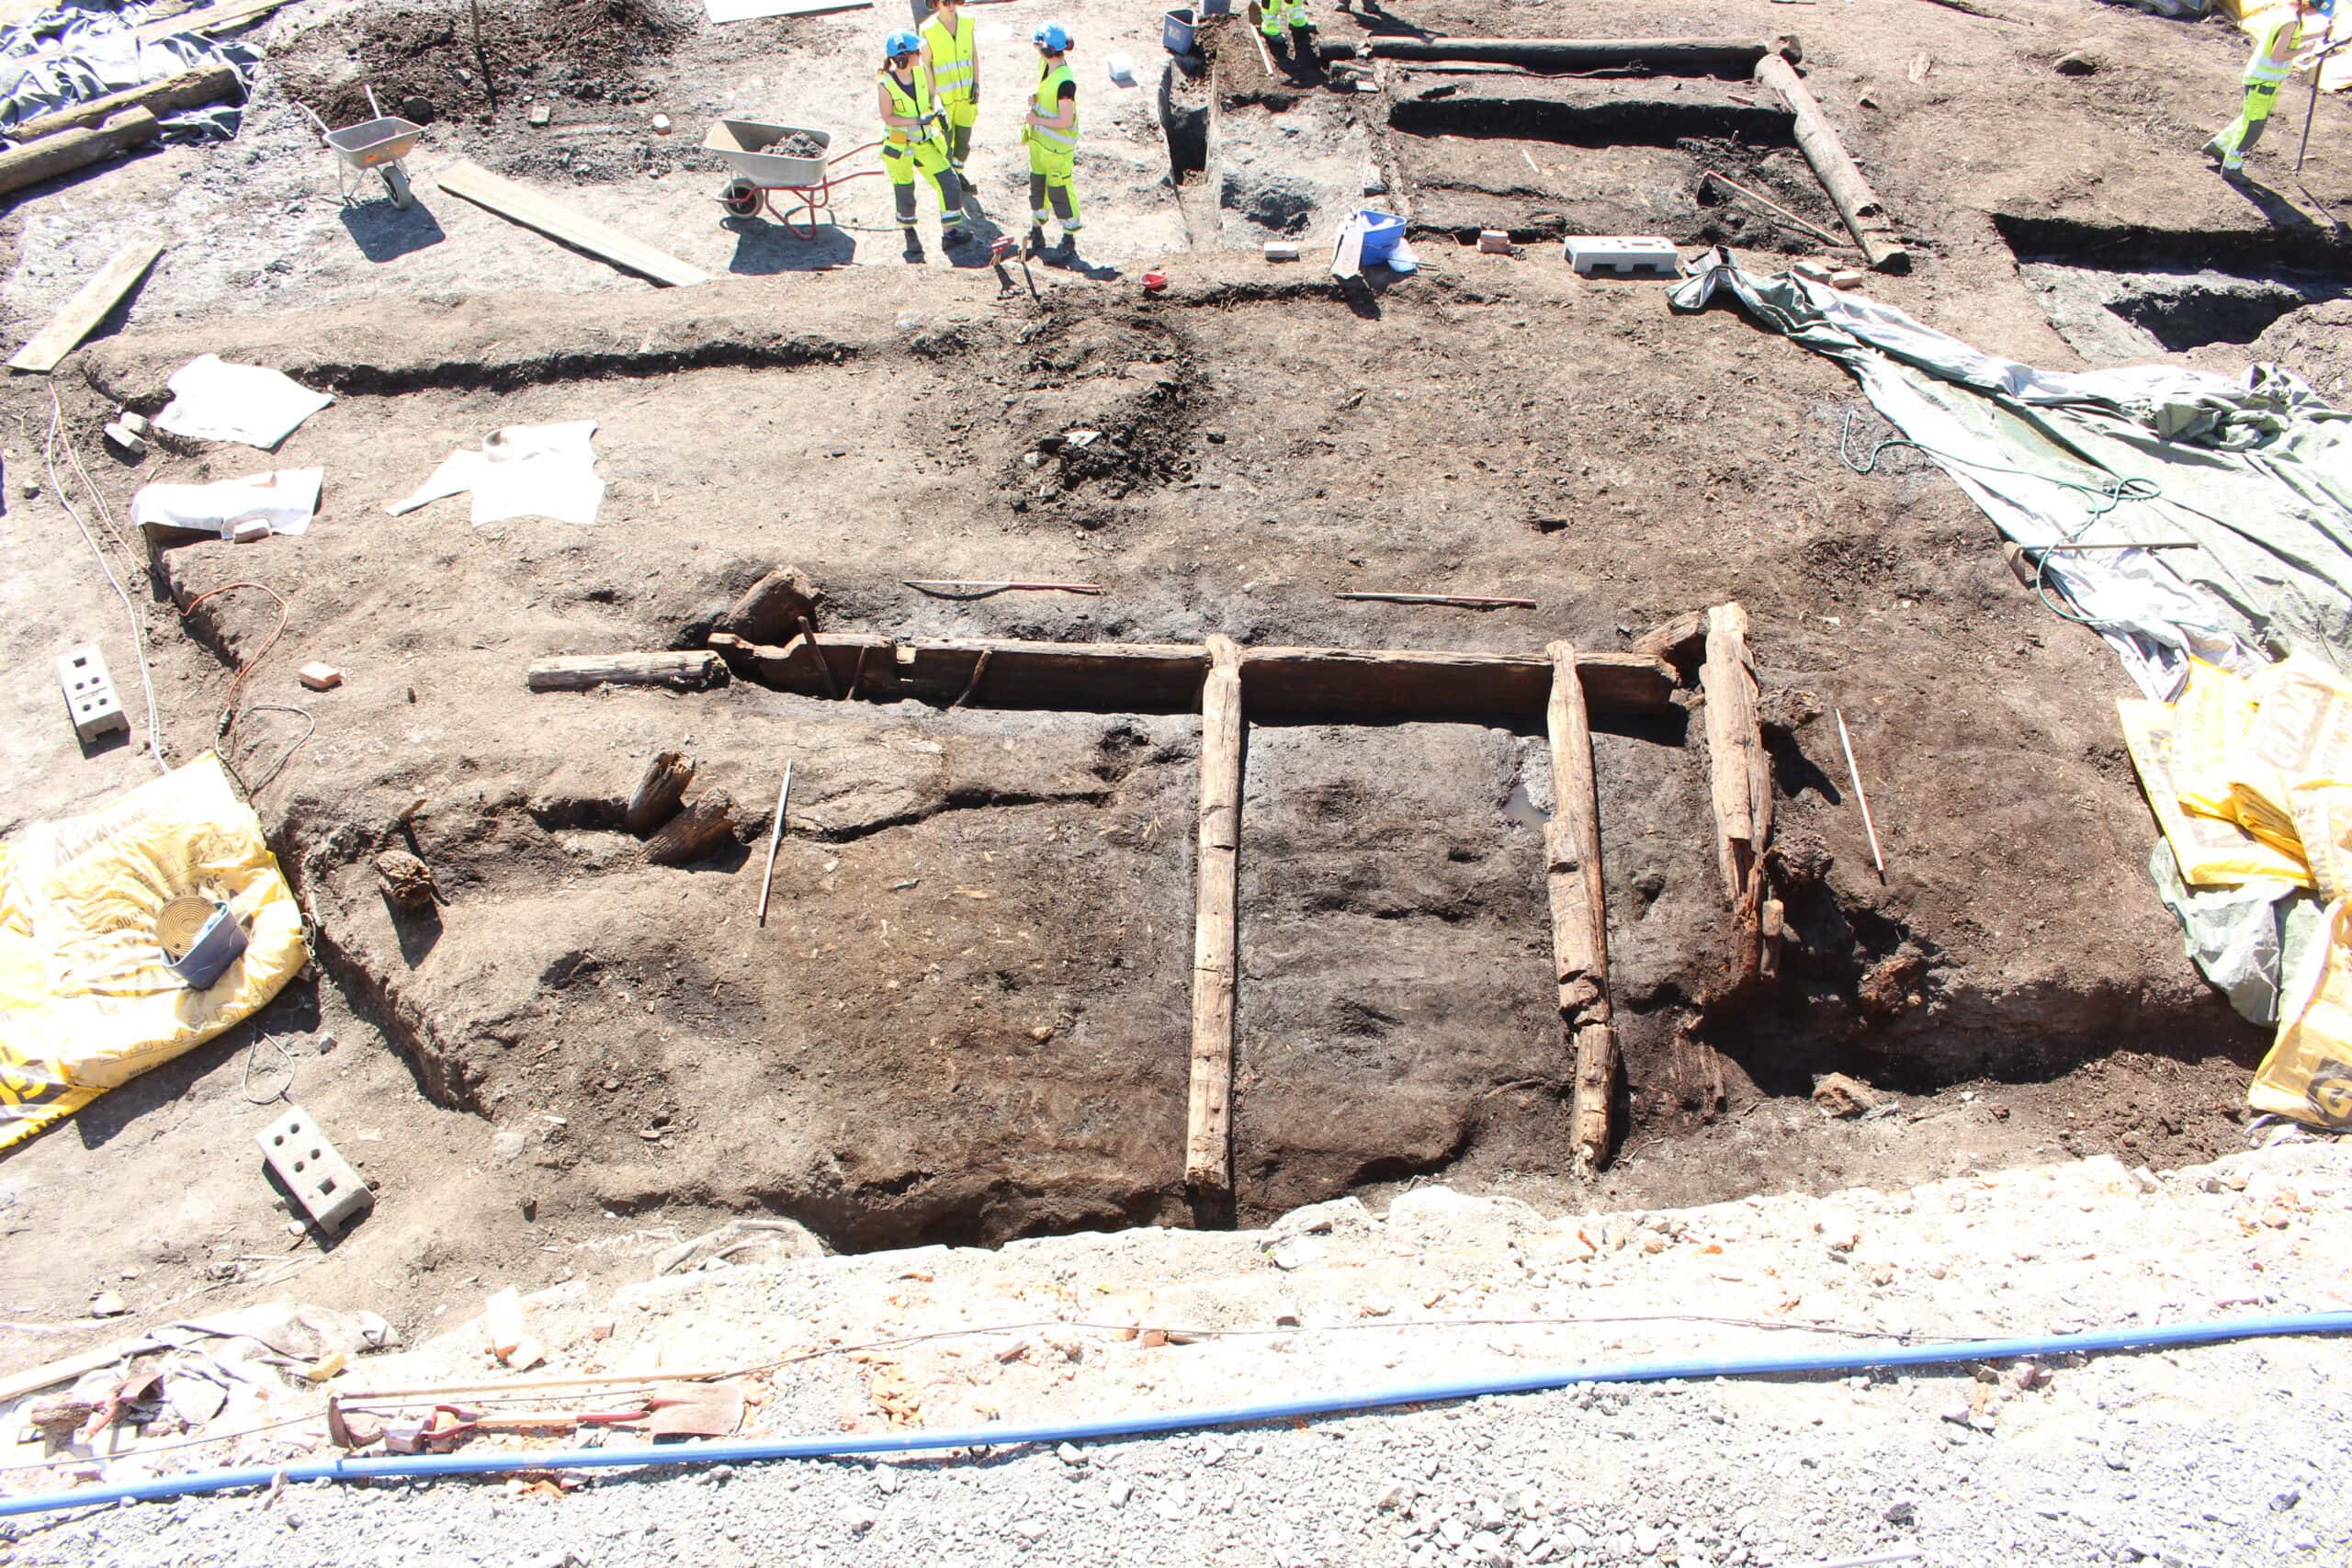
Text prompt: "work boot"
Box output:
[[943, 224, 973, 247], [902, 228, 924, 259], [1025, 223, 1046, 252], [2200, 134, 2225, 161]]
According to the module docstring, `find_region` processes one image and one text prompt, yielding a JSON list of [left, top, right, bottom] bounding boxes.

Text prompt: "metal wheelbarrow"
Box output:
[[300, 86, 424, 209], [702, 117, 885, 240]]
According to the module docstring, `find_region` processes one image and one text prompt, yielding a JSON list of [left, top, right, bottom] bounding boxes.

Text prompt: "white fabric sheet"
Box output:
[[386, 422, 605, 527], [130, 468, 322, 537], [152, 355, 334, 449]]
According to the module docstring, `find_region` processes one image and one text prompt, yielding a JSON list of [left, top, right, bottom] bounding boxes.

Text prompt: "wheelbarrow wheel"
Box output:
[[720, 177, 763, 220], [380, 162, 414, 209]]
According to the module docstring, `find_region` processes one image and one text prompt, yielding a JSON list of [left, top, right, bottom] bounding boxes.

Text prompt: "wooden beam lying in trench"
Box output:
[[1700, 603, 1776, 992], [1341, 36, 1788, 74], [1544, 640, 1618, 1169], [1185, 635, 1245, 1200], [708, 631, 1676, 719]]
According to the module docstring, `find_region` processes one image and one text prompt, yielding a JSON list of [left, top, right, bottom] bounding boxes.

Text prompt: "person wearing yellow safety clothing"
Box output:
[[2204, 0, 2335, 175], [876, 29, 979, 256], [1259, 0, 1312, 44], [919, 0, 978, 174], [1023, 22, 1082, 258]]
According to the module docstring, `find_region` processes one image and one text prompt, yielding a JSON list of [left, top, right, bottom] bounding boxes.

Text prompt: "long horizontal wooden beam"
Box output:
[[707, 632, 1676, 719]]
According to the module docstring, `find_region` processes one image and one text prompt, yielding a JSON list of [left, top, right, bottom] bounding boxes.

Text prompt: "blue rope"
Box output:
[[1838, 409, 2163, 626]]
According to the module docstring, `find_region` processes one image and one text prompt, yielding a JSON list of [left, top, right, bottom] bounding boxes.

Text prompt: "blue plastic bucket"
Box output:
[[159, 897, 247, 990], [1357, 209, 1404, 265], [1199, 0, 1230, 14], [1162, 7, 1197, 54]]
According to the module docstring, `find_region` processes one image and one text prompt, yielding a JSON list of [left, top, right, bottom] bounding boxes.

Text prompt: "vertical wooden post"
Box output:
[[1701, 603, 1774, 991], [1185, 634, 1244, 1197], [1545, 641, 1618, 1169]]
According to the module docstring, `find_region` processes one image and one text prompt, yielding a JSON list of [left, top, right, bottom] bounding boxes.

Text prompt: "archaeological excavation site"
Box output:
[[1, 0, 2348, 1548]]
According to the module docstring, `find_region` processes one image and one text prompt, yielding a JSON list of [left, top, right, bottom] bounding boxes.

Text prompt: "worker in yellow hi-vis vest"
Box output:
[[2204, 0, 2335, 175], [876, 29, 980, 256], [919, 0, 978, 174], [1023, 22, 1081, 258]]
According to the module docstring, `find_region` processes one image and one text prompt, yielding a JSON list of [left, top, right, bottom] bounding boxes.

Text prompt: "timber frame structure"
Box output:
[[533, 605, 1773, 1202]]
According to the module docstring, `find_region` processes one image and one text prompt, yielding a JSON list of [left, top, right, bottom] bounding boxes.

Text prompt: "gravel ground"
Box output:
[[10, 1138, 2347, 1567]]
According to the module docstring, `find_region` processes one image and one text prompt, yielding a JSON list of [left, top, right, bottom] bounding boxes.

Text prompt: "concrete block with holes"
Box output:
[[54, 644, 128, 743], [1565, 236, 1682, 278], [254, 1104, 375, 1235]]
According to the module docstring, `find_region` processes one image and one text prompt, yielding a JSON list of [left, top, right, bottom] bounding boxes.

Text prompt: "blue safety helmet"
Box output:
[[2314, 0, 2335, 16], [885, 28, 921, 58], [1033, 21, 1071, 51]]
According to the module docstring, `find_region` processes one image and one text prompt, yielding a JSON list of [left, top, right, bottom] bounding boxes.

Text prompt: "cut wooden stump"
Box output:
[[1185, 634, 1244, 1198], [373, 849, 439, 913], [1700, 603, 1774, 993], [1544, 640, 1618, 1170], [526, 651, 726, 693], [624, 750, 695, 834], [1754, 54, 1908, 273], [641, 791, 736, 866], [717, 565, 821, 645]]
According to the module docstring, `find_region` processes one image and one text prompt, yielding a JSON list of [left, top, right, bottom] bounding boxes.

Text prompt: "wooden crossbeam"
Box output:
[[436, 161, 710, 288], [1700, 603, 1774, 992]]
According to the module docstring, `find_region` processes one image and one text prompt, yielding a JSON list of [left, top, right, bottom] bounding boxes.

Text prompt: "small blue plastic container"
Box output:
[[1357, 209, 1405, 265], [1162, 7, 1197, 54], [161, 898, 248, 990]]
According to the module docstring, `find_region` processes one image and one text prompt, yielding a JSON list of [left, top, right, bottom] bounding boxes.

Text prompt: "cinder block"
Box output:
[[1565, 235, 1681, 278], [54, 644, 128, 743], [254, 1104, 376, 1235]]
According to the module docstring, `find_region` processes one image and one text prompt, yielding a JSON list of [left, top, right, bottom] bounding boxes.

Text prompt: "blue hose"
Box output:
[[6, 1310, 2346, 1521]]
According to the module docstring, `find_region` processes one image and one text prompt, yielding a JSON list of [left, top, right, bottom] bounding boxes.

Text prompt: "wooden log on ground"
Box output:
[[1242, 646, 1675, 719], [1754, 55, 1908, 274], [7, 239, 164, 374], [1700, 603, 1773, 992], [624, 750, 696, 833], [1627, 607, 1706, 671], [526, 651, 726, 693], [641, 790, 736, 866], [11, 63, 242, 141], [1544, 640, 1618, 1170], [1185, 635, 1244, 1198], [1346, 36, 1786, 75], [0, 109, 159, 200]]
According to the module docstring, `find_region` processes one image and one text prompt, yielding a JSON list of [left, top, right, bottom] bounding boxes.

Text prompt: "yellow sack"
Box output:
[[2228, 658, 2352, 857], [2118, 698, 2313, 889], [2169, 660, 2256, 825], [0, 754, 307, 1152], [2253, 897, 2352, 1129]]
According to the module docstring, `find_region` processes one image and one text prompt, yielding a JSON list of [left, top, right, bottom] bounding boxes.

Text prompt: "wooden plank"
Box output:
[[1700, 603, 1771, 992], [8, 239, 165, 374], [0, 108, 159, 200], [705, 0, 869, 20], [1754, 54, 1908, 273], [13, 0, 290, 64], [0, 1338, 160, 1405], [1358, 36, 1776, 73], [526, 651, 726, 692], [435, 161, 710, 288], [1544, 640, 1618, 1170], [710, 630, 1210, 712], [1185, 635, 1243, 1198], [10, 63, 241, 141], [1242, 646, 1675, 719]]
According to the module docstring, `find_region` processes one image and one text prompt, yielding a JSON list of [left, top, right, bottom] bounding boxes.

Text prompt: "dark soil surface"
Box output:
[[5, 0, 2347, 1367]]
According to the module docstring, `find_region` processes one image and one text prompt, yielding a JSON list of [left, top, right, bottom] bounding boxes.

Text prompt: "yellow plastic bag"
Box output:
[[0, 754, 307, 1151], [2253, 897, 2352, 1129], [2169, 660, 2257, 825], [2228, 659, 2352, 857], [2117, 698, 2312, 889]]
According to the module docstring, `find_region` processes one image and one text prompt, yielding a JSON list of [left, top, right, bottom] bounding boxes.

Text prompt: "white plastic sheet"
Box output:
[[386, 421, 605, 526], [130, 467, 320, 537], [152, 354, 333, 449]]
